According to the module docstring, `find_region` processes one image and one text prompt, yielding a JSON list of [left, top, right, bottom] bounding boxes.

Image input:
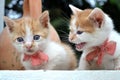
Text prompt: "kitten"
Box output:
[[69, 5, 120, 70], [4, 11, 77, 70]]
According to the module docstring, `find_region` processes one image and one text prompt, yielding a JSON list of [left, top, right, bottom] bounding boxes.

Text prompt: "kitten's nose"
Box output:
[[25, 42, 32, 49], [69, 37, 74, 42], [69, 37, 73, 41], [69, 34, 76, 42], [25, 45, 32, 49]]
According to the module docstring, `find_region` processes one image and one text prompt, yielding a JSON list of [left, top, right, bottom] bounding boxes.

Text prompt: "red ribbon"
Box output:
[[23, 51, 48, 66], [86, 39, 116, 66]]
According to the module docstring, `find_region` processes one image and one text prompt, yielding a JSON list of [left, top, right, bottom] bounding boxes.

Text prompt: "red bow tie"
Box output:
[[86, 39, 116, 66], [23, 51, 49, 66]]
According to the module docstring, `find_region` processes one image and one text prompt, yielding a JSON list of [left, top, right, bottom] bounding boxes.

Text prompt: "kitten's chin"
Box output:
[[24, 49, 37, 55], [15, 48, 36, 55], [75, 42, 86, 51]]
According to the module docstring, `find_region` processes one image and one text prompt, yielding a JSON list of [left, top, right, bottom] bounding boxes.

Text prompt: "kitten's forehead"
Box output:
[[25, 24, 33, 42], [14, 17, 40, 34], [70, 17, 78, 33], [70, 9, 95, 32], [12, 17, 49, 39]]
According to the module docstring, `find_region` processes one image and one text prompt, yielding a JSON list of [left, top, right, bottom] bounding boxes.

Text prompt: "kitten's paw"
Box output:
[[114, 66, 120, 70], [76, 66, 89, 70], [74, 67, 81, 70]]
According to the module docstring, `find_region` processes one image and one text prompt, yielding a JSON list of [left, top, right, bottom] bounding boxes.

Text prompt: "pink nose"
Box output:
[[26, 46, 32, 49], [69, 37, 74, 41], [25, 42, 33, 50], [25, 45, 32, 49]]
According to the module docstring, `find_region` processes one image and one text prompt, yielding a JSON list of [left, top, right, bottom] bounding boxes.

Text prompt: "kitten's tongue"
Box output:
[[76, 42, 86, 49]]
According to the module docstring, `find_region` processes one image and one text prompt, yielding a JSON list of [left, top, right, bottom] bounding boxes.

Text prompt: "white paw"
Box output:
[[115, 66, 120, 70], [74, 67, 81, 70]]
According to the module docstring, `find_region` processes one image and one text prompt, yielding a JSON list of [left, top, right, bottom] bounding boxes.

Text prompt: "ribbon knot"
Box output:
[[23, 51, 49, 66], [86, 39, 116, 66]]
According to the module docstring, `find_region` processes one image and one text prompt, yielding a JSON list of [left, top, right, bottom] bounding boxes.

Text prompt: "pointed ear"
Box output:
[[4, 16, 15, 32], [39, 11, 49, 28], [88, 8, 104, 28], [69, 4, 82, 14]]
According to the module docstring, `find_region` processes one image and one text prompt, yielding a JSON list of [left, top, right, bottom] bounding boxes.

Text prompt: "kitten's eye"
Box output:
[[17, 37, 24, 42], [77, 31, 83, 34], [33, 35, 40, 40]]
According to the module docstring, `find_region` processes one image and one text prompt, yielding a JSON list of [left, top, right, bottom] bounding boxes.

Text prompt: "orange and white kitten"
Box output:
[[4, 11, 77, 70], [69, 5, 120, 70]]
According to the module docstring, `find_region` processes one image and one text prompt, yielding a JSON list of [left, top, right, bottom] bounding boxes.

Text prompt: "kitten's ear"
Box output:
[[4, 16, 15, 32], [39, 11, 49, 28], [88, 8, 104, 28], [69, 4, 82, 14]]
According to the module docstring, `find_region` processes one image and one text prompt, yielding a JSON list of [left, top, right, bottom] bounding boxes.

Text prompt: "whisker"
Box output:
[[61, 39, 68, 42], [60, 35, 68, 38], [61, 37, 68, 39], [60, 36, 69, 42], [57, 30, 69, 35]]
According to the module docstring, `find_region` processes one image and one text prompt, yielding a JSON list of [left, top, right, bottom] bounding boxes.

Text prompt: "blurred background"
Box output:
[[5, 0, 120, 59]]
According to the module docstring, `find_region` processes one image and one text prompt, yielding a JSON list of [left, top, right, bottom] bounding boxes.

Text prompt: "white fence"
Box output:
[[0, 70, 120, 80]]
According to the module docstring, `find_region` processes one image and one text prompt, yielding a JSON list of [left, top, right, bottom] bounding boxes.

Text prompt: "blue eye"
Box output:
[[17, 37, 24, 42], [77, 31, 83, 34], [33, 35, 40, 40]]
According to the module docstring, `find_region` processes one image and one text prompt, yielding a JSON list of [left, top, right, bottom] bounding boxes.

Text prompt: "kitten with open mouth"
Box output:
[[75, 42, 86, 50], [69, 5, 120, 70]]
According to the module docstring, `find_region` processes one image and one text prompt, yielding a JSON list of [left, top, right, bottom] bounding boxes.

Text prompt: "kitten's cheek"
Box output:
[[68, 38, 72, 43], [15, 44, 25, 53], [68, 37, 74, 43], [69, 38, 76, 44]]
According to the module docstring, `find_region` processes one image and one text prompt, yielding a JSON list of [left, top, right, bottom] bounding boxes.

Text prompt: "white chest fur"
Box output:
[[78, 30, 120, 70], [21, 41, 72, 70]]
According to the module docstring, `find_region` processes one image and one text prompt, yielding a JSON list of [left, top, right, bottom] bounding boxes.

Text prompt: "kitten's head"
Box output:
[[4, 11, 50, 55], [69, 5, 114, 51]]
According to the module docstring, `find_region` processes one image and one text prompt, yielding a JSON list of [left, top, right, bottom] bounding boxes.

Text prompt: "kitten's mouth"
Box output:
[[75, 42, 86, 50], [25, 49, 36, 55], [27, 49, 34, 53]]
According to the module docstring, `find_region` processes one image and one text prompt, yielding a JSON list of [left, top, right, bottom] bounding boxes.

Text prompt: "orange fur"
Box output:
[[71, 9, 95, 33], [69, 5, 120, 70], [5, 16, 48, 43], [4, 11, 77, 70], [61, 43, 77, 69]]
